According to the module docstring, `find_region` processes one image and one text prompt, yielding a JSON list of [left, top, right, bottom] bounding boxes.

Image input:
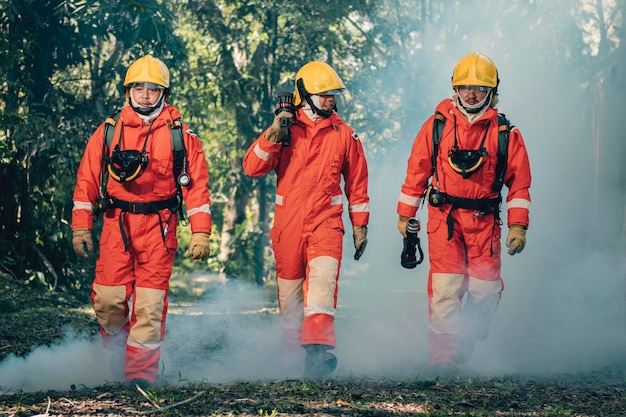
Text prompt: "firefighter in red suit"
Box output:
[[397, 52, 531, 372], [243, 61, 369, 378], [71, 55, 212, 389]]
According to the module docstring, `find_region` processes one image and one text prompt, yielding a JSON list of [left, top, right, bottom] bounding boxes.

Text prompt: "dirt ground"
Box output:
[[1, 284, 625, 416]]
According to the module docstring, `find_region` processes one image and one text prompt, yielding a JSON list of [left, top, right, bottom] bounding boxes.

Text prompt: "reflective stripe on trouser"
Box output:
[[92, 211, 176, 382], [273, 219, 343, 349], [426, 210, 503, 365]]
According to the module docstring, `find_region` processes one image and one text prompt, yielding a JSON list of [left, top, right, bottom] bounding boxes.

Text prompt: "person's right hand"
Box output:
[[397, 215, 409, 238], [72, 228, 94, 259], [265, 111, 294, 144]]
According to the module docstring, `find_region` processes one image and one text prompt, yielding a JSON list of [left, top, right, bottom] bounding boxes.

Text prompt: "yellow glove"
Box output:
[[72, 228, 94, 259], [265, 111, 294, 144], [353, 225, 368, 261], [505, 225, 527, 255], [188, 232, 211, 261], [397, 215, 409, 238]]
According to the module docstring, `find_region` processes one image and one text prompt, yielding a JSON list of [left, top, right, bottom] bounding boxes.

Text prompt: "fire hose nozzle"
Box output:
[[401, 217, 424, 269]]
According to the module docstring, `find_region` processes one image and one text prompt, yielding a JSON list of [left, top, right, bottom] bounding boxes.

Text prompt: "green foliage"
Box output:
[[0, 0, 623, 292]]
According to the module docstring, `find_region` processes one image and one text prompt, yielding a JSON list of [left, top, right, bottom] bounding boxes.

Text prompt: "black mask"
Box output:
[[108, 148, 149, 183], [448, 147, 487, 178]]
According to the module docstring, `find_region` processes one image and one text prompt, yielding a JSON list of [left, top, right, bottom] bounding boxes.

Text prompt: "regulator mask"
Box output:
[[448, 146, 487, 179], [107, 146, 149, 183]]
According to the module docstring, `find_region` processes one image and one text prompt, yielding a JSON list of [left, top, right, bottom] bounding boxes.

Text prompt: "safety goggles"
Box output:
[[456, 85, 491, 93]]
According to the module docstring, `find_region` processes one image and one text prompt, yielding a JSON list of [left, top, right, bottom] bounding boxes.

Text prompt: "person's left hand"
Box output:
[[353, 225, 368, 261], [505, 225, 526, 255], [188, 232, 211, 261]]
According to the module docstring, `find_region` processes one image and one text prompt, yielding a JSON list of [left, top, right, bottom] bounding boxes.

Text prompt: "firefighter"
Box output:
[[397, 52, 531, 372], [71, 55, 212, 389], [243, 61, 370, 378]]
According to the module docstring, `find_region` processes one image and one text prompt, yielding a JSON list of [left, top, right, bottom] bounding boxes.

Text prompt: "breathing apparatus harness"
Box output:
[[95, 110, 190, 250], [428, 111, 511, 247]]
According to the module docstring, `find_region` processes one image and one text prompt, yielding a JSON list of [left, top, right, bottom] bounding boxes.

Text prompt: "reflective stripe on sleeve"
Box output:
[[506, 198, 531, 210], [73, 201, 93, 211], [330, 195, 343, 206], [348, 202, 369, 213], [253, 143, 273, 161], [187, 203, 212, 216], [398, 192, 421, 208]]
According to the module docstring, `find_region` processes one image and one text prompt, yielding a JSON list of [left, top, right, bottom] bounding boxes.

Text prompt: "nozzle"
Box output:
[[406, 217, 420, 235], [401, 217, 424, 269]]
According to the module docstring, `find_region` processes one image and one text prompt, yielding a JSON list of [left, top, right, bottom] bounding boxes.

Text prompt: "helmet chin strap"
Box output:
[[304, 94, 334, 119], [457, 89, 493, 115], [130, 91, 165, 119]]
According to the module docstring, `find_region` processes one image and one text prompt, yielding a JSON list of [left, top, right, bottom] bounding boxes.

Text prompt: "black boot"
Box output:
[[128, 378, 152, 390], [303, 344, 337, 378]]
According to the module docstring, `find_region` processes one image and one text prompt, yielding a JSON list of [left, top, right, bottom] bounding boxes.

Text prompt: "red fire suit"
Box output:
[[243, 108, 369, 350], [398, 99, 531, 366], [72, 104, 212, 383]]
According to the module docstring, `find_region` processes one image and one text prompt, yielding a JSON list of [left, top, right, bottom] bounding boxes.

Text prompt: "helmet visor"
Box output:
[[456, 85, 491, 93], [128, 82, 165, 90], [320, 88, 345, 96]]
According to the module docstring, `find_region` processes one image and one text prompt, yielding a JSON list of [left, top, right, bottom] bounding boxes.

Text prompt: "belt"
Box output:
[[98, 196, 179, 214], [96, 196, 180, 252], [431, 193, 502, 242]]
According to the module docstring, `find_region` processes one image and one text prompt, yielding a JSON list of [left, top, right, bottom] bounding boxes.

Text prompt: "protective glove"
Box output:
[[265, 111, 294, 144], [397, 215, 409, 238], [505, 224, 527, 255], [353, 225, 368, 261], [188, 232, 211, 261], [72, 228, 94, 259]]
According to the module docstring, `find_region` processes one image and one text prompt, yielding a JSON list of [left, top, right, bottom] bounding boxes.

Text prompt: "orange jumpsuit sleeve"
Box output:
[[180, 123, 212, 234], [72, 123, 107, 230], [242, 128, 283, 177], [397, 115, 435, 218], [503, 127, 531, 228], [343, 130, 370, 227]]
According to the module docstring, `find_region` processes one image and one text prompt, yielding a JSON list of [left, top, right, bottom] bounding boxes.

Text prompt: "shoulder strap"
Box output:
[[492, 113, 511, 192], [166, 118, 186, 178], [98, 110, 122, 202], [103, 110, 121, 147], [432, 112, 446, 172], [166, 118, 188, 223]]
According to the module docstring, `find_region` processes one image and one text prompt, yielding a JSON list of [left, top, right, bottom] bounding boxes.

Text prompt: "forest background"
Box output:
[[1, 0, 626, 393], [2, 0, 624, 293]]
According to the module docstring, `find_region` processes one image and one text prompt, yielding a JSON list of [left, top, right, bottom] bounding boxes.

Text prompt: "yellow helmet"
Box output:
[[124, 55, 170, 89], [451, 52, 499, 88], [293, 61, 346, 106]]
